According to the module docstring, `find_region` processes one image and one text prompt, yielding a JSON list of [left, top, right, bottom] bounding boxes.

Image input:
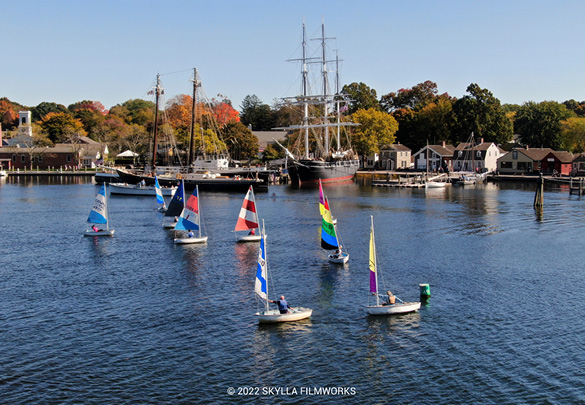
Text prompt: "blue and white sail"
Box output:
[[164, 180, 185, 218], [255, 225, 268, 301], [87, 184, 108, 225], [154, 176, 165, 206], [175, 186, 201, 232]]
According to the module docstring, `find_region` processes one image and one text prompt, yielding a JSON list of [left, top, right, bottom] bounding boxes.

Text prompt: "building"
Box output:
[[540, 151, 574, 176], [375, 143, 412, 170], [451, 139, 504, 172], [412, 142, 456, 171], [496, 147, 554, 174]]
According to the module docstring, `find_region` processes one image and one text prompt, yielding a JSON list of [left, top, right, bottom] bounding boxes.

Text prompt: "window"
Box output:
[[476, 150, 481, 158], [512, 150, 518, 159], [37, 155, 43, 162], [21, 155, 25, 162], [458, 150, 462, 157], [517, 162, 531, 171], [66, 154, 71, 163], [12, 154, 16, 162], [500, 161, 512, 169]]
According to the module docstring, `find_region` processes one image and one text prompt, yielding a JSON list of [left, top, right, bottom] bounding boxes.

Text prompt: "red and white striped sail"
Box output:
[[235, 186, 259, 231]]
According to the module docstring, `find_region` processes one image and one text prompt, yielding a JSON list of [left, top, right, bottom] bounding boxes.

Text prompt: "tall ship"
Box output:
[[277, 21, 359, 186]]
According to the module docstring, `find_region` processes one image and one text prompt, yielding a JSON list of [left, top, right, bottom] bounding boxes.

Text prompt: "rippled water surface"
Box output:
[[2, 176, 585, 403]]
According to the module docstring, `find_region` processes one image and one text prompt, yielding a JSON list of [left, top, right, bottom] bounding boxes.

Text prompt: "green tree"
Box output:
[[514, 101, 576, 150], [560, 117, 585, 152], [342, 82, 379, 114], [31, 102, 68, 122], [380, 80, 446, 112], [239, 95, 274, 131], [110, 99, 155, 126], [350, 108, 398, 156], [451, 83, 513, 145], [221, 121, 259, 160]]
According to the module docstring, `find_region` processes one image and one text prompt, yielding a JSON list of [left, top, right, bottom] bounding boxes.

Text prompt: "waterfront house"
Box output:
[[452, 139, 504, 172], [540, 151, 574, 176], [496, 147, 553, 174], [572, 153, 585, 176], [412, 142, 455, 171], [377, 143, 412, 170]]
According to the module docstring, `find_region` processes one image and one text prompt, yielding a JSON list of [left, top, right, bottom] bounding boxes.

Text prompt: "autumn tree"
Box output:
[[212, 99, 240, 127], [0, 98, 20, 130], [40, 112, 86, 143], [69, 100, 107, 138], [21, 123, 53, 170], [342, 82, 379, 114], [31, 101, 68, 122], [451, 83, 513, 145], [380, 80, 446, 112], [109, 99, 155, 126], [350, 108, 398, 156], [221, 121, 259, 160], [560, 117, 585, 152], [515, 101, 576, 150]]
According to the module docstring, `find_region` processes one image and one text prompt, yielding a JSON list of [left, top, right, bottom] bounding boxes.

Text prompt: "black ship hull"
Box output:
[[115, 169, 268, 192], [287, 159, 359, 186]]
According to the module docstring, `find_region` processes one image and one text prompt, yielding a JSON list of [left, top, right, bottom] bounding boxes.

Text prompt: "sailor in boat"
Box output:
[[382, 291, 396, 306], [248, 229, 255, 236], [331, 247, 343, 259], [188, 230, 194, 238], [268, 295, 293, 314], [92, 225, 99, 232]]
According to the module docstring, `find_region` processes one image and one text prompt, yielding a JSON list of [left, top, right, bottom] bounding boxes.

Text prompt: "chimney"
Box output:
[[525, 145, 529, 150], [480, 138, 484, 144], [442, 140, 446, 147]]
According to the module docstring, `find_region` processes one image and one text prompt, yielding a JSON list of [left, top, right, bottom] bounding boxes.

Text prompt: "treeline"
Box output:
[[0, 96, 260, 163], [3, 79, 585, 163], [240, 81, 585, 156]]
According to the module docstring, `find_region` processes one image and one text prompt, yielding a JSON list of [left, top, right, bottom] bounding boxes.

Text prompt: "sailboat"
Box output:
[[163, 179, 185, 228], [276, 21, 359, 186], [425, 142, 447, 189], [234, 185, 262, 242], [155, 176, 168, 211], [366, 216, 421, 315], [321, 196, 349, 264], [254, 221, 313, 323], [173, 185, 208, 244], [84, 184, 115, 237]]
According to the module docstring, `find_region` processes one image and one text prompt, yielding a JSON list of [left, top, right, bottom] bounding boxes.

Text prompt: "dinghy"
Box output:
[[366, 216, 420, 315], [254, 222, 312, 323], [319, 180, 348, 264], [84, 184, 115, 237], [234, 186, 262, 242], [173, 185, 208, 244], [163, 180, 185, 228], [155, 176, 169, 212]]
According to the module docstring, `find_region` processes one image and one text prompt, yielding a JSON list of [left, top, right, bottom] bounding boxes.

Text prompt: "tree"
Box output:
[[380, 80, 446, 112], [21, 124, 53, 170], [110, 99, 155, 126], [212, 100, 240, 127], [31, 102, 68, 122], [451, 83, 513, 145], [239, 95, 274, 131], [514, 101, 576, 150], [39, 112, 86, 143], [0, 98, 19, 130], [560, 117, 585, 152], [350, 108, 398, 156], [342, 82, 379, 114], [221, 121, 259, 160]]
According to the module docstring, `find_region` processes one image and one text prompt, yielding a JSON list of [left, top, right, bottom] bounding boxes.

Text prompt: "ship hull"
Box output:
[[287, 159, 359, 186]]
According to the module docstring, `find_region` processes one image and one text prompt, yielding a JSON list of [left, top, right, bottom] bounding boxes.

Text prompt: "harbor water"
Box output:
[[1, 176, 585, 403]]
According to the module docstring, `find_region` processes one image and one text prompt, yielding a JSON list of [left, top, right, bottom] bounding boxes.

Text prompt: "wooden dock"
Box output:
[[569, 178, 585, 195]]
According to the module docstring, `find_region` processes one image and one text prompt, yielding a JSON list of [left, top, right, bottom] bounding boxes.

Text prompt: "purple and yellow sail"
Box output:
[[369, 216, 378, 294], [318, 179, 326, 216]]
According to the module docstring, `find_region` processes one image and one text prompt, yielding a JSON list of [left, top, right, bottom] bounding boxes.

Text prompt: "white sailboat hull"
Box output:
[[328, 252, 349, 264], [425, 181, 447, 188], [110, 183, 176, 196], [236, 234, 262, 243], [366, 302, 421, 315], [174, 236, 208, 244], [84, 229, 115, 237], [255, 308, 313, 323]]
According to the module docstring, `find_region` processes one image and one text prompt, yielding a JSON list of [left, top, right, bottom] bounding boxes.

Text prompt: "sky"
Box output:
[[3, 0, 585, 113]]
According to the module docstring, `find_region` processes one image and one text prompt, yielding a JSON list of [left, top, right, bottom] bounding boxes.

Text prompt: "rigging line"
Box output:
[[159, 68, 194, 77]]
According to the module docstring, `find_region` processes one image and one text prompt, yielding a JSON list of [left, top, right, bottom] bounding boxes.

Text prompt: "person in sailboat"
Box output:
[[188, 230, 194, 238], [92, 225, 99, 232], [248, 229, 255, 236], [268, 295, 293, 314], [382, 291, 396, 306]]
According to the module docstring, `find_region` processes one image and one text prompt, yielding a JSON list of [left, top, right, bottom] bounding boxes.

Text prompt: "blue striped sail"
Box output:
[[154, 176, 165, 205], [164, 180, 185, 218], [255, 233, 267, 300], [87, 184, 108, 224]]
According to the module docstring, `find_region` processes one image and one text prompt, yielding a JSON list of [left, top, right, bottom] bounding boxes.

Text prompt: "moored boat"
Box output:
[[109, 182, 176, 196]]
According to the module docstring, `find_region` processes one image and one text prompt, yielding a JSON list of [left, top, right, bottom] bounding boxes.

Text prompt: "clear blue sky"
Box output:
[[3, 0, 584, 112]]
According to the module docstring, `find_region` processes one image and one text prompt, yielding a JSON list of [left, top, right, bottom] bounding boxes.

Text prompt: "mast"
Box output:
[[151, 74, 163, 172], [188, 69, 199, 168], [320, 20, 329, 156], [262, 219, 269, 312], [105, 183, 109, 231], [302, 22, 310, 160], [335, 50, 341, 151], [196, 185, 202, 238]]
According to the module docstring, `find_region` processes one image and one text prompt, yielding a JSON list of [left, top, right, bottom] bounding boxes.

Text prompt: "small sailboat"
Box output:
[[155, 176, 168, 212], [366, 216, 421, 315], [321, 197, 349, 264], [254, 221, 312, 323], [84, 184, 115, 237], [235, 185, 262, 242], [173, 185, 208, 244], [163, 180, 185, 228]]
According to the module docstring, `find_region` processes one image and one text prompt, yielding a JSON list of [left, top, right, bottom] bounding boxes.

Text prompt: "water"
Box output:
[[2, 176, 585, 403]]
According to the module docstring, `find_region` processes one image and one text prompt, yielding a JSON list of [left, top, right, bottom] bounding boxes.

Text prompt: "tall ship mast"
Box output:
[[277, 20, 359, 186]]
